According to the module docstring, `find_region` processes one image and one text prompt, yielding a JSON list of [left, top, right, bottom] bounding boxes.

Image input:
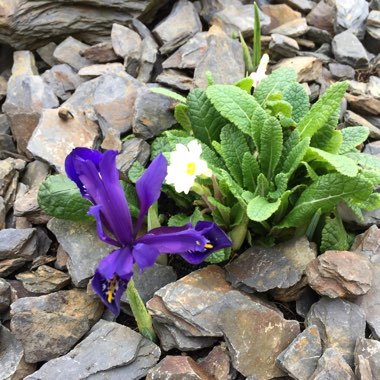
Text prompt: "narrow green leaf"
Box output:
[[242, 152, 260, 192], [266, 99, 293, 118], [306, 208, 322, 241], [38, 175, 92, 221], [268, 173, 289, 200], [260, 117, 283, 180], [128, 161, 145, 183], [339, 126, 369, 154], [283, 82, 309, 123], [297, 81, 348, 139], [278, 173, 373, 228], [206, 84, 261, 135], [174, 103, 192, 133], [247, 196, 281, 222], [121, 182, 139, 218], [251, 105, 268, 151], [150, 87, 186, 103], [239, 32, 254, 74], [282, 137, 310, 177], [253, 2, 262, 68], [209, 197, 231, 227], [254, 173, 270, 197], [219, 169, 246, 203]]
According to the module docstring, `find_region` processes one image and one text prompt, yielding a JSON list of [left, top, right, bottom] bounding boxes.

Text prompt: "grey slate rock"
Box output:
[[153, 0, 202, 54], [335, 0, 369, 40], [47, 218, 110, 287], [276, 325, 322, 380], [132, 86, 177, 140], [329, 63, 356, 80], [156, 69, 194, 92], [270, 18, 309, 38], [269, 33, 300, 58], [80, 40, 118, 64], [0, 278, 11, 312], [354, 337, 380, 380], [310, 348, 355, 380], [306, 297, 366, 366], [332, 30, 369, 68], [0, 228, 37, 261], [26, 321, 160, 380], [306, 26, 333, 44], [281, 0, 315, 13], [36, 42, 58, 67]]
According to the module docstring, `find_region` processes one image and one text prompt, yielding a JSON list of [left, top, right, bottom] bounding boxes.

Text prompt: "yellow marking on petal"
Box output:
[[186, 162, 196, 176], [204, 243, 213, 249], [107, 275, 117, 304]]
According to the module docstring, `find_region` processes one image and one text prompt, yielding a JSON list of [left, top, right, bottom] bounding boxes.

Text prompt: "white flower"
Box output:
[[166, 140, 212, 194], [250, 53, 269, 88]]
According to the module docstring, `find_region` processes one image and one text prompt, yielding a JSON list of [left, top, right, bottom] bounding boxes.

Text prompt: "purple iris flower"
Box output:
[[65, 148, 232, 315]]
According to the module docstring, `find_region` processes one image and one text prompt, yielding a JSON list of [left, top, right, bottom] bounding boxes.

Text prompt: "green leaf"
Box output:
[[297, 81, 348, 139], [38, 175, 92, 221], [201, 142, 227, 174], [266, 99, 292, 118], [219, 169, 245, 203], [247, 196, 281, 222], [209, 197, 231, 227], [149, 87, 186, 103], [360, 169, 380, 186], [320, 214, 350, 253], [346, 152, 380, 171], [128, 161, 145, 183], [121, 182, 139, 218], [357, 192, 380, 211], [230, 202, 245, 226], [254, 67, 297, 105], [268, 173, 289, 200], [251, 105, 268, 151], [307, 147, 358, 177], [220, 125, 249, 185], [205, 248, 231, 264], [235, 77, 254, 93], [301, 161, 319, 181], [242, 152, 260, 192], [339, 127, 369, 154], [168, 208, 205, 227], [254, 173, 269, 197], [187, 89, 228, 148], [282, 137, 310, 178], [239, 32, 254, 74], [174, 103, 192, 133], [253, 1, 262, 68], [278, 173, 373, 228], [282, 82, 309, 123], [260, 116, 283, 180], [206, 84, 261, 135]]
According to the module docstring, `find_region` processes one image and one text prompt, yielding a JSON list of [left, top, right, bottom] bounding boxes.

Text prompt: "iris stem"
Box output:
[[127, 277, 157, 343]]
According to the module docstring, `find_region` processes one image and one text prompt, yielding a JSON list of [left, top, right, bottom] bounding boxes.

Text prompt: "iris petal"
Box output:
[[132, 243, 161, 272], [135, 154, 168, 235], [96, 247, 134, 281]]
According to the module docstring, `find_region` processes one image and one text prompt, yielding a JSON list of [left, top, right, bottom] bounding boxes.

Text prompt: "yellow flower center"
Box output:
[[186, 162, 196, 176]]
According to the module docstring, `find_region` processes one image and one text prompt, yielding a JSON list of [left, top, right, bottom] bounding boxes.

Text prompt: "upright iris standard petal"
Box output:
[[135, 153, 168, 234], [132, 243, 161, 272]]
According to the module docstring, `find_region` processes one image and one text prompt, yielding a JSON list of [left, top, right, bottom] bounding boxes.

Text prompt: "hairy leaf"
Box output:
[[247, 196, 281, 222], [254, 173, 270, 197], [205, 248, 231, 264], [297, 81, 348, 139], [339, 126, 369, 154], [320, 214, 350, 253], [283, 82, 309, 123], [266, 99, 292, 118], [251, 105, 268, 151], [149, 87, 186, 103], [242, 152, 260, 192], [174, 103, 192, 133], [235, 77, 254, 93], [346, 152, 380, 171], [282, 137, 310, 178]]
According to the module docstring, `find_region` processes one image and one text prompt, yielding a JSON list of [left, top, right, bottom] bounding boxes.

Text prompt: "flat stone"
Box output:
[[15, 265, 70, 294], [2, 75, 59, 156], [354, 337, 380, 379], [332, 30, 369, 68], [270, 18, 309, 38], [53, 36, 94, 71], [261, 4, 301, 33], [197, 345, 231, 380], [198, 0, 242, 22], [276, 325, 322, 380], [156, 69, 194, 92], [147, 356, 209, 380], [10, 289, 103, 363], [306, 0, 335, 34], [352, 225, 380, 339], [272, 56, 323, 82], [27, 108, 99, 173], [0, 325, 35, 380], [344, 110, 380, 139], [0, 278, 11, 312], [367, 75, 380, 99], [30, 255, 56, 270], [220, 300, 300, 378], [11, 50, 38, 76], [306, 26, 332, 44], [364, 140, 380, 156], [54, 245, 68, 271], [111, 23, 142, 77], [329, 63, 356, 80], [93, 73, 142, 136], [78, 62, 125, 77], [47, 218, 110, 287], [226, 236, 316, 297], [305, 297, 366, 366], [0, 228, 37, 261], [163, 32, 208, 70], [345, 93, 380, 116], [306, 250, 373, 298], [42, 63, 84, 100], [80, 40, 118, 63], [138, 34, 158, 83], [210, 4, 271, 38], [0, 258, 27, 278], [193, 26, 244, 89], [36, 42, 58, 67], [269, 33, 300, 58], [132, 86, 177, 140], [0, 76, 7, 101], [116, 138, 150, 177], [309, 348, 355, 380], [335, 0, 368, 39], [281, 0, 315, 13], [153, 0, 202, 55], [26, 320, 160, 380]]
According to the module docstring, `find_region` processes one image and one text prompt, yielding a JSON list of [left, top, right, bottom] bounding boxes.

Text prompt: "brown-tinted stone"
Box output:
[[147, 356, 210, 380], [156, 69, 194, 92], [80, 40, 118, 63], [306, 0, 335, 34], [344, 110, 380, 139], [306, 250, 373, 298], [270, 18, 309, 38], [78, 62, 125, 77], [272, 56, 322, 82], [345, 93, 380, 115], [10, 289, 103, 363], [354, 337, 380, 380], [262, 4, 301, 32], [197, 345, 231, 380]]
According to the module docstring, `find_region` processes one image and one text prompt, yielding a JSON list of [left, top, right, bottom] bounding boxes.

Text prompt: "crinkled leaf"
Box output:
[[260, 116, 283, 180], [283, 82, 309, 123], [254, 67, 297, 105], [234, 77, 254, 93], [308, 147, 358, 177], [247, 196, 281, 222], [168, 208, 205, 227], [38, 175, 92, 221], [266, 99, 292, 118], [254, 173, 270, 197], [268, 173, 289, 200], [187, 89, 228, 148], [360, 169, 380, 186], [320, 214, 350, 253], [121, 182, 139, 219], [128, 161, 145, 183], [219, 169, 245, 203], [339, 126, 369, 154], [220, 125, 249, 186], [251, 105, 268, 151], [209, 197, 231, 228], [278, 173, 372, 228], [174, 103, 192, 133], [297, 81, 348, 139], [357, 192, 380, 211], [242, 152, 260, 192], [282, 137, 310, 178], [205, 247, 231, 264], [346, 152, 380, 171], [149, 87, 186, 103], [206, 84, 261, 136]]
